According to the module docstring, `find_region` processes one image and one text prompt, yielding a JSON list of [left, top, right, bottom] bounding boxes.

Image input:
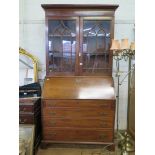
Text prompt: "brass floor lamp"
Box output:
[[110, 39, 135, 154]]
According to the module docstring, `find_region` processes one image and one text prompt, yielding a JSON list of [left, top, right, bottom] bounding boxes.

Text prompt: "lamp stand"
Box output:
[[112, 49, 135, 154]]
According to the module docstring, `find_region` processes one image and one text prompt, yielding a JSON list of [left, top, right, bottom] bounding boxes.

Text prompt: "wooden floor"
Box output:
[[36, 144, 135, 155], [36, 132, 135, 155]]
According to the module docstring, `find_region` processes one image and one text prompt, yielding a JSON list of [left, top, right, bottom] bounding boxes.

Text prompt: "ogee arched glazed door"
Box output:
[[46, 17, 80, 76], [79, 17, 114, 76]]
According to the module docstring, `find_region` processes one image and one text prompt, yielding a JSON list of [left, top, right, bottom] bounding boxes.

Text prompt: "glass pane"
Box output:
[[48, 20, 76, 73], [82, 20, 111, 75]]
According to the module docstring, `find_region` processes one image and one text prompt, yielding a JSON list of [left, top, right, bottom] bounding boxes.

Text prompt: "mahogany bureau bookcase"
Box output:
[[41, 4, 118, 148]]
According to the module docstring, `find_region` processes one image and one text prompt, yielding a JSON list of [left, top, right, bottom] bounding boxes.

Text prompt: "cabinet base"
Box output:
[[40, 140, 115, 151]]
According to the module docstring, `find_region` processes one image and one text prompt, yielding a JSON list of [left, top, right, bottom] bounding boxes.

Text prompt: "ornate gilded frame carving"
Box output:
[[19, 47, 38, 82]]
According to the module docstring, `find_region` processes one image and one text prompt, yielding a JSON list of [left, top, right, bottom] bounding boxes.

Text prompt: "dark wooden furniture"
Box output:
[[19, 82, 42, 154], [19, 97, 41, 154], [41, 4, 118, 149]]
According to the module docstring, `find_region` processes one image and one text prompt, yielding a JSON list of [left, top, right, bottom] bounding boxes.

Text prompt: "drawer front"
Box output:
[[42, 107, 114, 118], [43, 100, 115, 110], [19, 115, 34, 124], [43, 117, 113, 128], [19, 105, 34, 113], [43, 128, 113, 142], [19, 98, 40, 104], [20, 98, 41, 112]]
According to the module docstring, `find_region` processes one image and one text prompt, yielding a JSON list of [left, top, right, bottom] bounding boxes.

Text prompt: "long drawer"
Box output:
[[19, 114, 35, 124], [43, 100, 115, 110], [42, 107, 114, 118], [42, 127, 113, 142], [19, 110, 40, 124], [19, 105, 35, 113], [19, 98, 41, 113], [43, 117, 113, 128]]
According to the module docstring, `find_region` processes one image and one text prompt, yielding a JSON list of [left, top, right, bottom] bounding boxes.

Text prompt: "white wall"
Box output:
[[19, 0, 135, 129]]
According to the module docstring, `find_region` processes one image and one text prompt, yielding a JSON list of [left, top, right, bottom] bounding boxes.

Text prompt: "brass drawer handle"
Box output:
[[100, 112, 107, 116], [51, 103, 56, 105], [20, 107, 28, 112], [23, 108, 26, 111], [100, 122, 108, 127], [50, 112, 56, 115], [100, 105, 109, 108], [19, 119, 27, 123], [47, 102, 56, 106], [50, 122, 56, 126], [100, 134, 107, 139], [49, 133, 56, 136], [76, 109, 81, 112]]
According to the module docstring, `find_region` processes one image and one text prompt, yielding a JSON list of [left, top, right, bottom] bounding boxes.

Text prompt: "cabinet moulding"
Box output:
[[19, 19, 134, 25]]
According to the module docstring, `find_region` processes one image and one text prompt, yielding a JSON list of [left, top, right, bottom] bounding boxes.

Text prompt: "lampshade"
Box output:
[[110, 39, 120, 50], [121, 39, 129, 49], [130, 42, 135, 50], [115, 40, 120, 49]]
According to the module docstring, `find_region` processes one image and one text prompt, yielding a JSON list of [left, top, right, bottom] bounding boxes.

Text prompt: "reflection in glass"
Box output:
[[48, 20, 76, 73]]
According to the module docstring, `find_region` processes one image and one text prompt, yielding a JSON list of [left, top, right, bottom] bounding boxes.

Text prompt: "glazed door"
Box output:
[[79, 17, 113, 76], [46, 17, 79, 76]]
